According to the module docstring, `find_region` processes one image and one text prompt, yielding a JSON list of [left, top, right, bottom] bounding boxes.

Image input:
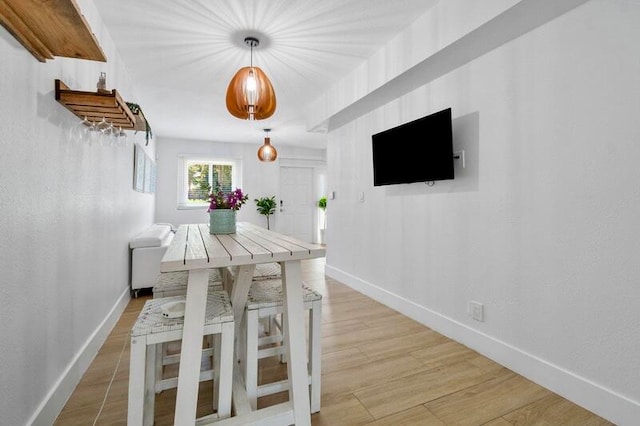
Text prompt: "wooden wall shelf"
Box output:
[[0, 0, 106, 62], [55, 79, 147, 131]]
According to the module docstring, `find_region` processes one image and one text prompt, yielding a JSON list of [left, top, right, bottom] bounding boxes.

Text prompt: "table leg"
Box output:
[[229, 264, 256, 328], [281, 260, 312, 426], [174, 269, 209, 425], [229, 264, 255, 355], [229, 264, 256, 416]]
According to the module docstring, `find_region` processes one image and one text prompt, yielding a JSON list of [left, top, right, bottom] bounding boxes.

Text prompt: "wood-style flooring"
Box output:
[[54, 258, 614, 425]]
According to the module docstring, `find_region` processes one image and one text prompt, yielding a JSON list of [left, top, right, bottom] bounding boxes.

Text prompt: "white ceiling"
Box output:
[[92, 0, 438, 150]]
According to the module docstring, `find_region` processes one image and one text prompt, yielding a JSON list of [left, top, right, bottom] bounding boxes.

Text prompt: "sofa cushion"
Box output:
[[130, 224, 173, 249]]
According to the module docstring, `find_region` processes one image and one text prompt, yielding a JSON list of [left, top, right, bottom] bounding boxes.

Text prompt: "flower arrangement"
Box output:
[[208, 187, 249, 212]]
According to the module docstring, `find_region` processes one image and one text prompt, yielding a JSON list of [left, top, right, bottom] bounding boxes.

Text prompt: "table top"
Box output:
[[160, 221, 325, 272]]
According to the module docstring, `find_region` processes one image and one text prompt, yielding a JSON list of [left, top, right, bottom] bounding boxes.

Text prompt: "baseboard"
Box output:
[[28, 287, 131, 426], [325, 264, 640, 426]]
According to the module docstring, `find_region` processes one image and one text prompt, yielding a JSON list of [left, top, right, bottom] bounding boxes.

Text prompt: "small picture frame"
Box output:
[[134, 143, 145, 192], [143, 154, 152, 193]]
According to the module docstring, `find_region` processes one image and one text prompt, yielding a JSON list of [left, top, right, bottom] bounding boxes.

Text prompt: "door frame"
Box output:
[[277, 158, 326, 244]]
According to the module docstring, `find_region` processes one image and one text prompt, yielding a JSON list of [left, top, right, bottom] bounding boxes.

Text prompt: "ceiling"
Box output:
[[92, 0, 438, 150]]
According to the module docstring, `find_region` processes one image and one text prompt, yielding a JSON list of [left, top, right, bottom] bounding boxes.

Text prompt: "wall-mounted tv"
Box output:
[[372, 107, 454, 186]]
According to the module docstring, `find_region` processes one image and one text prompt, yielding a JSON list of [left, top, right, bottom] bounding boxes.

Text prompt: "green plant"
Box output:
[[318, 196, 327, 229], [126, 102, 153, 146], [318, 196, 327, 211], [188, 164, 211, 202], [254, 195, 277, 229]]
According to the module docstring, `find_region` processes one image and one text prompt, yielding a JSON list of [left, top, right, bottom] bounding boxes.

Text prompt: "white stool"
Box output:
[[222, 262, 282, 292], [153, 269, 223, 298], [239, 278, 323, 413], [222, 262, 283, 353], [152, 269, 225, 391], [222, 262, 282, 335], [251, 262, 282, 280], [128, 291, 234, 425]]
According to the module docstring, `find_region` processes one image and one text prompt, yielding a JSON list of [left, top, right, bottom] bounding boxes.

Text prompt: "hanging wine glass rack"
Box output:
[[54, 79, 147, 132]]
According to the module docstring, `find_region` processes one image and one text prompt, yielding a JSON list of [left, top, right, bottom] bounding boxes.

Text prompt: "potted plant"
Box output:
[[318, 196, 327, 244], [254, 195, 277, 229], [208, 186, 249, 234]]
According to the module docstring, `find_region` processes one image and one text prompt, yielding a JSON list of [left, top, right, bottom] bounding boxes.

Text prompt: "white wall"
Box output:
[[322, 0, 640, 424], [0, 2, 155, 424], [155, 136, 326, 234]]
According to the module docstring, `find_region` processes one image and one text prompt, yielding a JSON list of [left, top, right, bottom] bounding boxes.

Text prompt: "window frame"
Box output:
[[177, 155, 242, 210]]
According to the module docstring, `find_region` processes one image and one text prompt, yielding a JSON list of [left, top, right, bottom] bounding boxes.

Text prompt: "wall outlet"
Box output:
[[454, 150, 466, 168], [468, 301, 484, 322]]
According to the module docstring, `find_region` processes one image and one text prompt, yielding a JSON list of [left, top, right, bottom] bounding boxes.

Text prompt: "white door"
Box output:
[[277, 167, 314, 242]]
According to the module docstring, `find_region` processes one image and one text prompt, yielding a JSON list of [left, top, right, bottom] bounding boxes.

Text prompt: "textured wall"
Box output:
[[0, 1, 154, 424], [324, 0, 640, 424]]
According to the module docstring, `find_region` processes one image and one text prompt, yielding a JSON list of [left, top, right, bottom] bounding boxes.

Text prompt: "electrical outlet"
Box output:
[[454, 150, 466, 168], [469, 301, 484, 322]]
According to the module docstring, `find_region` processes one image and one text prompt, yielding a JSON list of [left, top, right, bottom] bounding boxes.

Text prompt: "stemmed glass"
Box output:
[[115, 126, 128, 147], [87, 118, 101, 145], [69, 115, 92, 143], [70, 116, 127, 147], [94, 117, 111, 145]]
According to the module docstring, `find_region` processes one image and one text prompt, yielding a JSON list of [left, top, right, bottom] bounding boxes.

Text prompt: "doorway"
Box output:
[[277, 166, 314, 243]]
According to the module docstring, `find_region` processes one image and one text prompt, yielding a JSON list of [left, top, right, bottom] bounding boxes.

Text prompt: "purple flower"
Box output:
[[208, 187, 248, 212]]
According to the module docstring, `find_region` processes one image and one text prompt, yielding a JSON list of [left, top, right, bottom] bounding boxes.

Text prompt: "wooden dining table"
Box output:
[[160, 221, 326, 425]]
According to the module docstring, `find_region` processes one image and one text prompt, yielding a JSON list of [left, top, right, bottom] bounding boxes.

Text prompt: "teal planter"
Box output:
[[209, 209, 236, 234]]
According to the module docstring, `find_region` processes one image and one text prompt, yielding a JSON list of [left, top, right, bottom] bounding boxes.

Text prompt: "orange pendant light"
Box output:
[[257, 128, 278, 162], [226, 37, 276, 121]]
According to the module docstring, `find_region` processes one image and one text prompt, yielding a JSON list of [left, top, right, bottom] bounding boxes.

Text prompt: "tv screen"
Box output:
[[372, 107, 454, 186]]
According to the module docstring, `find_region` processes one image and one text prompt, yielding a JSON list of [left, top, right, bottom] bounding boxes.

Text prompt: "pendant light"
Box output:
[[257, 128, 278, 162], [226, 37, 276, 120]]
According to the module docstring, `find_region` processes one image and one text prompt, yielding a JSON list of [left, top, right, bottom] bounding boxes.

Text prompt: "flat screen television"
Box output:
[[372, 107, 454, 186]]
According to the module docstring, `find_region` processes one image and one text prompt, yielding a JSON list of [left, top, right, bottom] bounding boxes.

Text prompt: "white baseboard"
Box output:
[[325, 264, 640, 426], [28, 288, 131, 426]]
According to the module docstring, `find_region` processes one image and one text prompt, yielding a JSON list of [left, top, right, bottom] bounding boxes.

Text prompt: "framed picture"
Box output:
[[133, 143, 145, 192], [143, 154, 152, 193], [149, 161, 157, 193]]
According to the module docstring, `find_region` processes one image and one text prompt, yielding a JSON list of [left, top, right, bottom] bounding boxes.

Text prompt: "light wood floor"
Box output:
[[55, 258, 614, 425]]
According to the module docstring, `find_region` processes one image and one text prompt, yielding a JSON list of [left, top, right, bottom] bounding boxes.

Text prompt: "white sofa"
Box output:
[[129, 223, 175, 297]]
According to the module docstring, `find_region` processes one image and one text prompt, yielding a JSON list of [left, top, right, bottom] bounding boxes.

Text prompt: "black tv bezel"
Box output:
[[371, 107, 454, 187]]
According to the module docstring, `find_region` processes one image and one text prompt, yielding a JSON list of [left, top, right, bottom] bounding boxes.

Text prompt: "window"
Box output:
[[178, 157, 241, 209]]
